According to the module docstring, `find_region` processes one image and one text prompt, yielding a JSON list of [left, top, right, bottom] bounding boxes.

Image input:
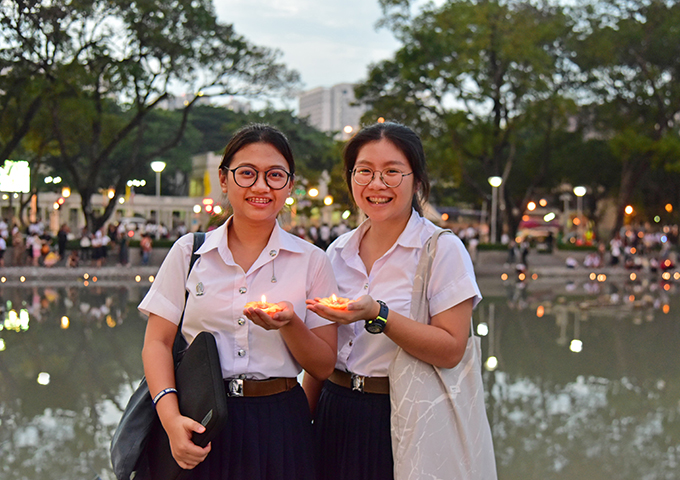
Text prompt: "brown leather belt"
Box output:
[[224, 377, 298, 397], [329, 369, 389, 395]]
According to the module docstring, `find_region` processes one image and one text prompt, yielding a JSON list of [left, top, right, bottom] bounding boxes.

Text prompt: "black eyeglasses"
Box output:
[[223, 166, 293, 190], [351, 167, 413, 188]]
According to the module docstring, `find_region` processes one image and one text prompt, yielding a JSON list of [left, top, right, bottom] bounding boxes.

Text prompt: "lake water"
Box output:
[[0, 272, 678, 480]]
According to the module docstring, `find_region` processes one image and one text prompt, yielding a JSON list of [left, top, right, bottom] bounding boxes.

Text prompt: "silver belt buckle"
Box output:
[[351, 374, 365, 393], [228, 378, 244, 397]]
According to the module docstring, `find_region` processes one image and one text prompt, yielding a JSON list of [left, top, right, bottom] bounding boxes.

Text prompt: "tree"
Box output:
[[359, 0, 578, 239], [570, 0, 680, 236], [0, 0, 299, 231]]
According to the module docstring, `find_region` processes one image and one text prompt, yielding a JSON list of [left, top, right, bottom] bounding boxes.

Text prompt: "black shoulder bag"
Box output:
[[110, 232, 205, 480]]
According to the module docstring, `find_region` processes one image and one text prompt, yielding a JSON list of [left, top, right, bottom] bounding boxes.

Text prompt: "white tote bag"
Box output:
[[389, 229, 498, 480]]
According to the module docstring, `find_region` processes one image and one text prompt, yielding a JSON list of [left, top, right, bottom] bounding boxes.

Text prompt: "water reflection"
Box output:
[[479, 274, 680, 480], [0, 277, 677, 480]]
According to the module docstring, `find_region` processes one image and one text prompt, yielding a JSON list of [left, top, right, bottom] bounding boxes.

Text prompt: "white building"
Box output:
[[298, 83, 367, 139]]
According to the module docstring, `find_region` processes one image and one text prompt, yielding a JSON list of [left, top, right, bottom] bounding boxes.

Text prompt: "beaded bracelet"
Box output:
[[152, 387, 177, 407]]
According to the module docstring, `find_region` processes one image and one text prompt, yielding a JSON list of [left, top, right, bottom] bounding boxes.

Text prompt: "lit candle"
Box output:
[[318, 294, 351, 310], [244, 295, 284, 314]]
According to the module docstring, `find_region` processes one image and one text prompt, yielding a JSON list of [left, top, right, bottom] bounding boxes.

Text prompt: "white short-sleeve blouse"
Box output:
[[328, 210, 482, 377], [138, 218, 337, 380]]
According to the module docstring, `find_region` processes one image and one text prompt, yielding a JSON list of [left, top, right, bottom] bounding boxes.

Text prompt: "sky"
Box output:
[[212, 0, 403, 107]]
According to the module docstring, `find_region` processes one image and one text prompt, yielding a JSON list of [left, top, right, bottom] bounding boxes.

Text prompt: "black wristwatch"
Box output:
[[365, 300, 389, 334]]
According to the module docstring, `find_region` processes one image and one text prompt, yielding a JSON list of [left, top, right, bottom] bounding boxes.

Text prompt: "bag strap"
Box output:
[[173, 232, 205, 354], [409, 228, 452, 325]]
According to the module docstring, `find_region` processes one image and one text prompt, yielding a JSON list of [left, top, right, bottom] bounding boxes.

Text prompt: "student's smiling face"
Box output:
[[351, 138, 415, 224], [219, 142, 293, 224]]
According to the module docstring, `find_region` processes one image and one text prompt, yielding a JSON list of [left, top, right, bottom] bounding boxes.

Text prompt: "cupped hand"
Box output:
[[165, 414, 211, 470], [244, 301, 294, 330], [306, 295, 378, 325]]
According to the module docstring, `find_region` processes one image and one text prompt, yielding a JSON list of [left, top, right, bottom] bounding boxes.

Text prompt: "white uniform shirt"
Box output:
[[329, 210, 482, 377], [139, 218, 337, 380]]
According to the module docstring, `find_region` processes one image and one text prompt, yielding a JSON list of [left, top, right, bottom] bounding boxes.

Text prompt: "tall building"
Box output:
[[298, 83, 367, 138]]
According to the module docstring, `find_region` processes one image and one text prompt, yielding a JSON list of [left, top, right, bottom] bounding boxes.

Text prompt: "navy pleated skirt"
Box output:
[[186, 384, 316, 480], [314, 380, 393, 480]]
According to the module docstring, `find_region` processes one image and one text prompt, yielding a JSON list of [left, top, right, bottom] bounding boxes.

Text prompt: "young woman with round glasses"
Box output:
[[305, 122, 490, 479], [139, 123, 338, 480]]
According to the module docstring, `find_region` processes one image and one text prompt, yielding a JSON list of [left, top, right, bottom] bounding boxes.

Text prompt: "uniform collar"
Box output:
[[335, 209, 426, 260], [196, 216, 305, 267]]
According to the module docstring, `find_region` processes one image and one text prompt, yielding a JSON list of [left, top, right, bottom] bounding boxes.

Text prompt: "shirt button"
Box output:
[[363, 283, 368, 290], [238, 318, 246, 326], [237, 349, 246, 357], [239, 287, 247, 294], [349, 340, 353, 347], [269, 249, 277, 257]]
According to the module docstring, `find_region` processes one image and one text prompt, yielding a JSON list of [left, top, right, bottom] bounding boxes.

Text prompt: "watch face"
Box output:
[[365, 320, 385, 334]]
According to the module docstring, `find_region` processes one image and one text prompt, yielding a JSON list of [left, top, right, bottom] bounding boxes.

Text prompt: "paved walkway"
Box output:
[[0, 247, 639, 286]]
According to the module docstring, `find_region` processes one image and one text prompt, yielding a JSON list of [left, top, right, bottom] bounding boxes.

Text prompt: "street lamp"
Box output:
[[573, 186, 586, 240], [488, 176, 503, 244], [150, 161, 166, 197]]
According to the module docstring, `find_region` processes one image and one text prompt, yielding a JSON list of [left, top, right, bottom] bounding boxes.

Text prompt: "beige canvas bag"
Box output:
[[389, 229, 498, 480]]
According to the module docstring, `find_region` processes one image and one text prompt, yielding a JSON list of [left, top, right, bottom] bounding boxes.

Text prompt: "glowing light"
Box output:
[[484, 356, 498, 371], [665, 203, 673, 213], [532, 273, 538, 280], [674, 272, 680, 280], [628, 295, 635, 302], [285, 197, 295, 205], [476, 323, 489, 336], [83, 273, 89, 279], [342, 210, 351, 220], [663, 304, 670, 314], [488, 176, 502, 188], [573, 186, 586, 197], [527, 201, 536, 211], [597, 274, 607, 282], [569, 339, 583, 353], [62, 187, 71, 197], [213, 206, 223, 214], [106, 315, 116, 328], [536, 305, 545, 318], [135, 275, 141, 283], [92, 276, 97, 282], [343, 125, 354, 134], [0, 338, 5, 351], [662, 272, 671, 281], [323, 195, 334, 206], [501, 273, 508, 281], [543, 212, 556, 222], [53, 202, 60, 210], [193, 205, 202, 214], [539, 199, 547, 207], [630, 273, 637, 281], [0, 277, 5, 283], [573, 217, 581, 226], [630, 247, 637, 254], [308, 188, 319, 198], [625, 205, 634, 215], [589, 273, 596, 281], [518, 273, 526, 281], [654, 216, 661, 223], [205, 205, 213, 213], [377, 117, 385, 123], [441, 213, 449, 221], [60, 316, 69, 329], [107, 188, 115, 199], [522, 215, 530, 221], [19, 276, 25, 283], [149, 275, 155, 282], [664, 283, 671, 291], [83, 281, 89, 286], [37, 372, 50, 385], [202, 198, 214, 205], [118, 197, 125, 204]]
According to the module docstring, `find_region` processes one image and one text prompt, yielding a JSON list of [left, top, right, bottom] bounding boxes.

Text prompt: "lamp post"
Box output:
[[573, 186, 586, 240], [488, 176, 503, 244], [150, 161, 166, 197]]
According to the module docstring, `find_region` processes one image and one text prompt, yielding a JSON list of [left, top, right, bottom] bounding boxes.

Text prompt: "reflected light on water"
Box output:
[[569, 339, 583, 352], [106, 315, 116, 328], [4, 309, 30, 332], [663, 304, 670, 314], [536, 305, 545, 317], [37, 372, 51, 385], [60, 316, 70, 329], [0, 338, 5, 351], [484, 356, 498, 371]]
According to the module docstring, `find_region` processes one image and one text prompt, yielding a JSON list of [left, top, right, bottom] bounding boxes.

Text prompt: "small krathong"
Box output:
[[318, 294, 351, 310], [244, 295, 284, 315]]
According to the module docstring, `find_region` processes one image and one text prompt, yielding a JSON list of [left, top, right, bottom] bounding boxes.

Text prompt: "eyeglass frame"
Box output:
[[221, 165, 294, 190], [350, 167, 414, 188]]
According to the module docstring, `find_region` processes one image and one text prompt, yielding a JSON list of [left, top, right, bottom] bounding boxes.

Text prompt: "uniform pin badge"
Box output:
[[196, 282, 205, 296]]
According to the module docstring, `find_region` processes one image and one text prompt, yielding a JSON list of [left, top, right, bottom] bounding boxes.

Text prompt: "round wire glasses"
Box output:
[[223, 166, 292, 190], [351, 167, 413, 188]]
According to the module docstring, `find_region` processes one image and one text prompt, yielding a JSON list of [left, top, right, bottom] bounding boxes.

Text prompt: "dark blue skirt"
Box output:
[[186, 384, 316, 480], [314, 380, 393, 480]]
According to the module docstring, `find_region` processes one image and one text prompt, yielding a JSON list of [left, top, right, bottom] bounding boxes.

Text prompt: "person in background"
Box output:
[[140, 233, 153, 265], [138, 124, 338, 480], [57, 224, 70, 260]]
